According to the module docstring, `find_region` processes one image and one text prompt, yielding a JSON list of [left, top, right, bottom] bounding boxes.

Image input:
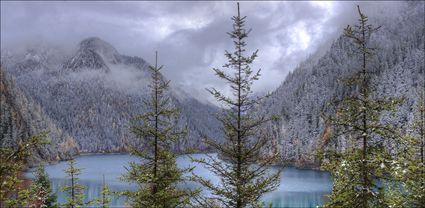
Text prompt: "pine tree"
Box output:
[[1, 67, 51, 207], [98, 175, 111, 208], [415, 80, 425, 206], [61, 159, 87, 208], [0, 132, 48, 207], [120, 52, 197, 207], [31, 164, 58, 208], [320, 5, 402, 208], [405, 80, 425, 207], [387, 80, 425, 207], [191, 3, 280, 208]]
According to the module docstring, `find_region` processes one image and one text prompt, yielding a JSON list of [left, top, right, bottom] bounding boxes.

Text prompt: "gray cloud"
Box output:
[[0, 1, 404, 104]]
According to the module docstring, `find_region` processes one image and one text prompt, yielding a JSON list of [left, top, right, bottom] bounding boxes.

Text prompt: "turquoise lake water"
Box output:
[[25, 154, 332, 208]]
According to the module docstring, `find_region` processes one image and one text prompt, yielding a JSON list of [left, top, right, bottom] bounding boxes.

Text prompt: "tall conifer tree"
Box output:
[[192, 3, 280, 208], [416, 80, 425, 206], [0, 68, 50, 207], [98, 175, 111, 208], [407, 80, 425, 206], [121, 52, 196, 207], [387, 80, 425, 207], [31, 164, 58, 208], [0, 131, 48, 207], [320, 5, 403, 208], [61, 159, 88, 208]]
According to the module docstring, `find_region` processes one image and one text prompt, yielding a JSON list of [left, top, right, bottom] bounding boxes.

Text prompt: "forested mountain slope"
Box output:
[[1, 2, 423, 168], [0, 68, 78, 163], [260, 2, 425, 167], [1, 37, 220, 161]]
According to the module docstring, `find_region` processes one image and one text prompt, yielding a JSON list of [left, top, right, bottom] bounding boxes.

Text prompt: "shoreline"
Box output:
[[36, 152, 326, 173]]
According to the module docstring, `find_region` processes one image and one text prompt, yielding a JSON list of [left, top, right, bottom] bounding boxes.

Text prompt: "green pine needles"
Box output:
[[61, 159, 90, 208], [403, 83, 425, 207], [98, 175, 111, 208], [121, 52, 197, 207], [191, 3, 280, 208], [0, 131, 48, 207], [320, 5, 403, 208], [387, 81, 425, 207], [32, 164, 58, 208]]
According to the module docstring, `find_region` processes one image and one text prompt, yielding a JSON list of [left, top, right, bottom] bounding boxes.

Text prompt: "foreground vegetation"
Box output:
[[0, 3, 424, 208], [319, 6, 425, 208]]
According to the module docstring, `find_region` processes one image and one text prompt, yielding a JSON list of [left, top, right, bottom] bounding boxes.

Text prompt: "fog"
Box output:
[[0, 1, 405, 103]]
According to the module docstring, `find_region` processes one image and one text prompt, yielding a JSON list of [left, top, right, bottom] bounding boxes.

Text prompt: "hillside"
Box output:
[[0, 68, 78, 163], [1, 37, 221, 161], [1, 2, 423, 168], [260, 2, 425, 167]]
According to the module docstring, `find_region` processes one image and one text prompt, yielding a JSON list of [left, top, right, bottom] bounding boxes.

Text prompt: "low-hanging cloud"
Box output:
[[0, 1, 405, 104]]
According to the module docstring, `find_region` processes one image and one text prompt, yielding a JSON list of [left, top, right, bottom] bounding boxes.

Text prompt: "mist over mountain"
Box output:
[[260, 1, 424, 167], [1, 2, 423, 168], [1, 37, 221, 162]]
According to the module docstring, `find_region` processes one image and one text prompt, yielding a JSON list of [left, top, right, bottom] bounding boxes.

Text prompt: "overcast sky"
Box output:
[[1, 1, 405, 104]]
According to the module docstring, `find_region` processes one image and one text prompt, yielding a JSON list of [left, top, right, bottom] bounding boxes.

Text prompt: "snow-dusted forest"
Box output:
[[1, 37, 222, 162], [1, 1, 424, 208], [260, 1, 424, 167]]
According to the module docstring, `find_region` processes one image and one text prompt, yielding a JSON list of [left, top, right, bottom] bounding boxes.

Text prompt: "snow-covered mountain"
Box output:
[[260, 1, 424, 167], [1, 69, 79, 164], [1, 2, 423, 167], [1, 37, 221, 162]]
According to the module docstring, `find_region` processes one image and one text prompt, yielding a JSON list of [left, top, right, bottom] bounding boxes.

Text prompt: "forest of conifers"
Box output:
[[1, 2, 424, 208]]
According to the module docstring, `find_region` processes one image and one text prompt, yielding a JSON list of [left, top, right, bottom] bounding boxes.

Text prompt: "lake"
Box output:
[[25, 154, 332, 208]]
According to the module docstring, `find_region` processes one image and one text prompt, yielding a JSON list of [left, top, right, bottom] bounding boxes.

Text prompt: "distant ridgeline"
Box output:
[[1, 2, 424, 167], [0, 37, 221, 165], [259, 2, 424, 167]]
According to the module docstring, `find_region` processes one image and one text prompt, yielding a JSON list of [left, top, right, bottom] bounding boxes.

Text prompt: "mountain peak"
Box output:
[[78, 37, 119, 58], [64, 37, 121, 71]]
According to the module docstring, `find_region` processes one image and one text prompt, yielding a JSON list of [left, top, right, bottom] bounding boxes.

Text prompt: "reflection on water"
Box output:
[[25, 154, 332, 207]]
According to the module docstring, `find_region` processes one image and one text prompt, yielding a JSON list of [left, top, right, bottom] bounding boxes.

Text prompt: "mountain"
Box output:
[[1, 37, 220, 162], [260, 2, 424, 168], [0, 68, 78, 163], [1, 2, 423, 168], [63, 37, 121, 71]]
